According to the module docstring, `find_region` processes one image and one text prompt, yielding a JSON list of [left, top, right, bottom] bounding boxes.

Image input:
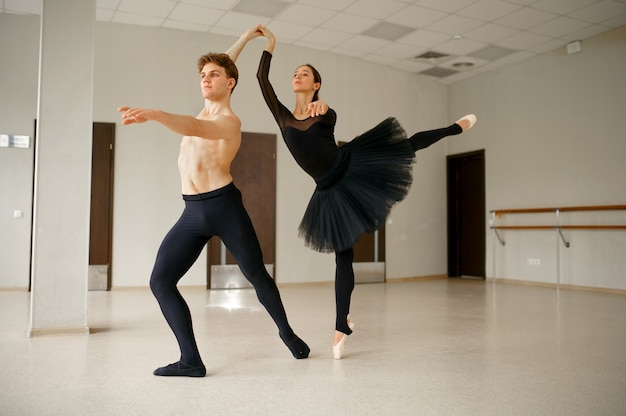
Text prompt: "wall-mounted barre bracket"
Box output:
[[558, 228, 570, 248], [494, 228, 505, 246]]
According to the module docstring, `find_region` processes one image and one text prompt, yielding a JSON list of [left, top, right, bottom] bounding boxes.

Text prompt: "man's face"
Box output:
[[200, 62, 234, 99]]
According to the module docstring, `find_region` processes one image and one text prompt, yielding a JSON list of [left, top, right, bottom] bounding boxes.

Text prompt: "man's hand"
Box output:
[[118, 106, 159, 125], [306, 100, 328, 117]]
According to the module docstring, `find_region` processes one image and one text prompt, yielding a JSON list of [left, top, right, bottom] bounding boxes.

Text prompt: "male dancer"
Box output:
[[118, 48, 309, 377]]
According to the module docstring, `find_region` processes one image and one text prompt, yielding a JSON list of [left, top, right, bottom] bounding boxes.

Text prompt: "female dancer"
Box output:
[[230, 25, 476, 359]]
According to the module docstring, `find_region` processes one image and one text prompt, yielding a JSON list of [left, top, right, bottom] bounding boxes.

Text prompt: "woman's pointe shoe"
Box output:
[[333, 333, 348, 360], [455, 114, 477, 131]]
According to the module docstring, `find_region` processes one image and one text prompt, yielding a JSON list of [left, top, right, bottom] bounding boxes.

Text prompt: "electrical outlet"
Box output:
[[527, 258, 541, 266]]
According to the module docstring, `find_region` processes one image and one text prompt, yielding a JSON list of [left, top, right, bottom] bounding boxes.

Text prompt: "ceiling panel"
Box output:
[[1, 0, 624, 84]]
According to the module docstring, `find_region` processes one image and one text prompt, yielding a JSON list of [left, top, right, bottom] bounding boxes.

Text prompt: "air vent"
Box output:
[[414, 51, 449, 60], [419, 67, 458, 78]]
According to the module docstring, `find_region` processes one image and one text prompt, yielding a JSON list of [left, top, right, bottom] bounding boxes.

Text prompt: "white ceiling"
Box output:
[[3, 0, 626, 84]]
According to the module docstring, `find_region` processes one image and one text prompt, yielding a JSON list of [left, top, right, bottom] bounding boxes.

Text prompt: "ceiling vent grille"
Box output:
[[419, 67, 458, 78], [414, 51, 449, 60]]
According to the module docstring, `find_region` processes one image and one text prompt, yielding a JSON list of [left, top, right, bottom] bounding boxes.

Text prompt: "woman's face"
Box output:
[[292, 65, 320, 95]]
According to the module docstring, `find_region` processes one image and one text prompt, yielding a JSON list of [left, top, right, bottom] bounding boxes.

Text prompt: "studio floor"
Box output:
[[1, 278, 625, 416]]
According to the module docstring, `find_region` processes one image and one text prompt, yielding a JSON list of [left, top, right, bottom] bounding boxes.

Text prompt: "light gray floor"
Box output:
[[1, 279, 625, 416]]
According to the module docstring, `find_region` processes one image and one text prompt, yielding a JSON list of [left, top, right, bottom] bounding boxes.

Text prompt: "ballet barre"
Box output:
[[489, 205, 626, 288]]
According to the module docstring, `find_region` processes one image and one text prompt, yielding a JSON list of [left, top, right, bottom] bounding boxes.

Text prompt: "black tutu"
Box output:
[[299, 117, 415, 253]]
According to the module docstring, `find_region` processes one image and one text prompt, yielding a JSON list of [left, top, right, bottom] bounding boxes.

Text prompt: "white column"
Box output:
[[29, 0, 96, 336]]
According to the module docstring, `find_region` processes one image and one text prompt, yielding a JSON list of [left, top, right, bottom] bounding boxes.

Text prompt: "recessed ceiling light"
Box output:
[[453, 34, 463, 40]]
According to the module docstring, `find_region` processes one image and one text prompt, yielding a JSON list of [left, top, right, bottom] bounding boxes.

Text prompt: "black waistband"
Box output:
[[315, 148, 351, 190], [182, 182, 236, 201]]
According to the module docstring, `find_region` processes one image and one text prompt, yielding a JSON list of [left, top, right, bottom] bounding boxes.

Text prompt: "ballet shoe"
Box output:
[[348, 320, 355, 331], [153, 361, 206, 377], [280, 332, 311, 359], [333, 333, 348, 360], [455, 114, 477, 131]]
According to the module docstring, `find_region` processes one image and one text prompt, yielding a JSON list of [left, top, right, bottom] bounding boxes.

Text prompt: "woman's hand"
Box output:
[[258, 26, 276, 54]]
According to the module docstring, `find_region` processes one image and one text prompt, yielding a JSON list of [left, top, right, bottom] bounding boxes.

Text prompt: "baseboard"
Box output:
[[27, 325, 90, 338], [487, 277, 626, 296], [386, 274, 448, 283]]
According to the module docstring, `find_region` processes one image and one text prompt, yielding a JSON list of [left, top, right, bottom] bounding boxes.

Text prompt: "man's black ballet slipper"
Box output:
[[280, 332, 310, 359], [153, 361, 206, 377]]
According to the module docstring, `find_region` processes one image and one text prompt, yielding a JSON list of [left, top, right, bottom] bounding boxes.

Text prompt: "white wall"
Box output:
[[448, 26, 626, 290], [0, 15, 39, 288], [4, 13, 623, 291], [93, 21, 449, 288]]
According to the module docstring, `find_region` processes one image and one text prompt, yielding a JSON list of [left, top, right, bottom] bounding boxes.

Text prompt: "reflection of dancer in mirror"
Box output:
[[117, 43, 309, 378], [230, 25, 476, 359]]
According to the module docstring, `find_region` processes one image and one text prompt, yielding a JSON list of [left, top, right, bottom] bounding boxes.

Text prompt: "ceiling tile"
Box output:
[[337, 35, 392, 53], [299, 28, 354, 47], [265, 20, 313, 41], [233, 0, 290, 18], [162, 20, 210, 32], [425, 14, 486, 35], [277, 3, 336, 25], [169, 3, 225, 26], [414, 0, 478, 13], [375, 42, 427, 59], [320, 12, 377, 34], [527, 38, 568, 53], [180, 0, 239, 9], [529, 16, 591, 37], [2, 0, 621, 84], [344, 0, 408, 19], [112, 11, 163, 27], [495, 50, 536, 64], [531, 0, 599, 15], [457, 0, 523, 21], [97, 0, 121, 10], [569, 0, 626, 23], [298, 0, 357, 11], [214, 11, 270, 31], [464, 23, 520, 42], [391, 59, 433, 73], [562, 23, 615, 40], [497, 31, 551, 49], [495, 7, 557, 30], [117, 0, 174, 18], [398, 29, 451, 48], [435, 37, 487, 55], [362, 22, 415, 41], [470, 44, 517, 60], [330, 46, 368, 58], [361, 54, 399, 66], [385, 5, 447, 29], [603, 12, 626, 27]]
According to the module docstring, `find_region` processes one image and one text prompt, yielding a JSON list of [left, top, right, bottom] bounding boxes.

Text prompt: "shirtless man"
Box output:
[[118, 48, 309, 378]]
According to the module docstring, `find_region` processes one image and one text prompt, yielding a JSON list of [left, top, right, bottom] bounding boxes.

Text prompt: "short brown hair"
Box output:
[[197, 53, 239, 94]]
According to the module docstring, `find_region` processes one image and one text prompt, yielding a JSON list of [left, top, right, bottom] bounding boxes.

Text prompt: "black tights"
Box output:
[[150, 183, 301, 366], [334, 122, 463, 334]]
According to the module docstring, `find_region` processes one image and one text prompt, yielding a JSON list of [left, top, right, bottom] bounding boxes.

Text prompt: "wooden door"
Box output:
[[89, 122, 115, 290], [207, 132, 276, 288], [447, 150, 485, 278]]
